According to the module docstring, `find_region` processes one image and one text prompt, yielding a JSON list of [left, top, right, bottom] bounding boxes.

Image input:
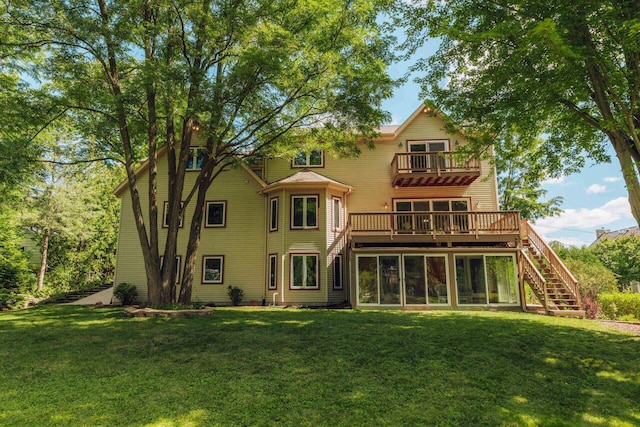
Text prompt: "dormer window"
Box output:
[[293, 149, 323, 168], [187, 147, 207, 170]]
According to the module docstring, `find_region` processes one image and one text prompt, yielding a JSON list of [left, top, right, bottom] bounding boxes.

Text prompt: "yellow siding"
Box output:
[[115, 158, 266, 304]]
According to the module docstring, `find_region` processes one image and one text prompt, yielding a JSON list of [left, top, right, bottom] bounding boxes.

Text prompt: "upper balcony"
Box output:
[[349, 211, 521, 246], [391, 151, 481, 187]]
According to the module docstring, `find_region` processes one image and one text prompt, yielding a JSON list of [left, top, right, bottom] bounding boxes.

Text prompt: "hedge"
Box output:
[[599, 293, 640, 321]]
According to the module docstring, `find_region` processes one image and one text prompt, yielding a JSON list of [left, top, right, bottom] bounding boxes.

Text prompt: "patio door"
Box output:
[[408, 141, 447, 171], [395, 200, 431, 233]]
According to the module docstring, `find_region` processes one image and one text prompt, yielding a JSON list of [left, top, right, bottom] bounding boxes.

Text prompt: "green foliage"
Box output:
[[398, 0, 640, 225], [599, 293, 640, 321], [0, 292, 26, 310], [549, 241, 618, 299], [227, 286, 244, 306], [592, 235, 640, 286], [0, 197, 33, 293], [113, 283, 138, 306]]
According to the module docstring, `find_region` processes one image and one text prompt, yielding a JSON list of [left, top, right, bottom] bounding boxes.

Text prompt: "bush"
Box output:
[[113, 282, 138, 305], [0, 292, 27, 310], [599, 293, 640, 321], [227, 286, 244, 306]]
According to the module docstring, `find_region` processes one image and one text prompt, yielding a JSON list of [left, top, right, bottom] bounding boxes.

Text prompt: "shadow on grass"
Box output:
[[1, 306, 638, 426]]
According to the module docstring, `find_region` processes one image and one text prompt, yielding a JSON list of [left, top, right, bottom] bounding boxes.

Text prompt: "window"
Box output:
[[332, 197, 342, 231], [290, 253, 319, 289], [269, 197, 278, 232], [455, 255, 517, 305], [394, 199, 469, 233], [268, 254, 278, 290], [160, 255, 181, 285], [333, 254, 343, 290], [202, 255, 224, 284], [163, 201, 184, 228], [292, 149, 323, 168], [205, 201, 226, 227], [187, 147, 207, 170], [291, 195, 318, 229]]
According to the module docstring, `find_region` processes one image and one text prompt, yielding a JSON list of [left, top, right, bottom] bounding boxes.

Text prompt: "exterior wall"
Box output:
[[114, 158, 266, 304]]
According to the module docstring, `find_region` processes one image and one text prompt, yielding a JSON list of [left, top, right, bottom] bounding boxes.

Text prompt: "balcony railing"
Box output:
[[349, 211, 521, 239], [391, 151, 481, 187]]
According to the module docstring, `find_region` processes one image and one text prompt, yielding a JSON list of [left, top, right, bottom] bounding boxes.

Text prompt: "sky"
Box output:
[[381, 40, 637, 248]]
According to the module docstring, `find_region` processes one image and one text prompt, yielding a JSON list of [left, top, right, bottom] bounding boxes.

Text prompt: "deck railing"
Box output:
[[521, 250, 548, 310], [349, 211, 521, 237], [391, 151, 481, 176], [522, 220, 581, 305]]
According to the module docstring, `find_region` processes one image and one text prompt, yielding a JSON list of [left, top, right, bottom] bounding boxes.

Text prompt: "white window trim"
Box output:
[[332, 197, 342, 232], [454, 253, 519, 306], [202, 255, 224, 284], [290, 253, 320, 290], [186, 147, 207, 171], [291, 195, 319, 229], [205, 201, 226, 228]]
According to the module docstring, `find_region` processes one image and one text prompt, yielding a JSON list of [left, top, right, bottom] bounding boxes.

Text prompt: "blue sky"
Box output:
[[381, 40, 637, 247]]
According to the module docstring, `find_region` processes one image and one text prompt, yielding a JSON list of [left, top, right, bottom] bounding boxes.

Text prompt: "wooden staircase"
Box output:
[[521, 220, 585, 318]]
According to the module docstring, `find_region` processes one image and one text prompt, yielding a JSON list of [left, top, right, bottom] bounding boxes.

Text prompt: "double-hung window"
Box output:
[[291, 253, 319, 289], [160, 255, 181, 284], [187, 147, 207, 170], [268, 254, 278, 290], [205, 201, 226, 227], [163, 201, 184, 228], [291, 195, 318, 229], [269, 197, 278, 231], [293, 149, 323, 168], [202, 256, 224, 284]]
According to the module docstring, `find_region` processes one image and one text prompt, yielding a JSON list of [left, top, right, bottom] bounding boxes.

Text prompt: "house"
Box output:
[[114, 106, 583, 315], [590, 226, 640, 247]]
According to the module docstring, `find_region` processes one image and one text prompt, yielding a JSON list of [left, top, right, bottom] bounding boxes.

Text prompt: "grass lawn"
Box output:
[[1, 307, 639, 426]]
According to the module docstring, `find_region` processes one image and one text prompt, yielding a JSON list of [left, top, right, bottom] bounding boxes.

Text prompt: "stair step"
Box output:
[[548, 309, 585, 318]]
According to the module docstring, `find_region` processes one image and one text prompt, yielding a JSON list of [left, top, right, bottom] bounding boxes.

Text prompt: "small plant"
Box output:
[[227, 285, 244, 306], [113, 282, 138, 305], [192, 299, 206, 310]]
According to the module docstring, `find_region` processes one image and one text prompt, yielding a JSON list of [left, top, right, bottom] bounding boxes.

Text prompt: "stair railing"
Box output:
[[521, 249, 549, 311], [522, 220, 582, 307]]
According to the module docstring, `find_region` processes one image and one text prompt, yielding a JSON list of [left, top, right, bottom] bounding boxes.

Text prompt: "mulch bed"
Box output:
[[123, 306, 215, 318], [598, 320, 640, 336]]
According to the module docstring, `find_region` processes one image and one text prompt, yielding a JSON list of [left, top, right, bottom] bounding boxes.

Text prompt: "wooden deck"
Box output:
[[349, 211, 521, 245], [391, 152, 481, 187]]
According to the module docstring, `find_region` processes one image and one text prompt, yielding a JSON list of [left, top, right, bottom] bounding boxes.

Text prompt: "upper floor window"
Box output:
[[269, 197, 278, 231], [332, 197, 342, 231], [291, 195, 318, 229], [163, 201, 184, 228], [187, 147, 207, 170], [205, 201, 226, 227], [293, 149, 323, 168]]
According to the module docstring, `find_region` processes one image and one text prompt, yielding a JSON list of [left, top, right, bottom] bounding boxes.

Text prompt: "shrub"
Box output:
[[599, 293, 640, 320], [113, 282, 138, 305], [0, 292, 27, 310], [227, 286, 244, 306]]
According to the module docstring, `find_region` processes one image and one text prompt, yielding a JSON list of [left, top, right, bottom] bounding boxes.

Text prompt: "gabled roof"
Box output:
[[590, 226, 640, 246], [258, 169, 353, 194]]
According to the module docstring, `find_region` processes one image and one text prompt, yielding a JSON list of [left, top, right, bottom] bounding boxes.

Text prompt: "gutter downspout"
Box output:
[[281, 187, 286, 304]]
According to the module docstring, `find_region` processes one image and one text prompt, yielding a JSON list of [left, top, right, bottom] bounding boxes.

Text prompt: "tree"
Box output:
[[592, 235, 640, 287], [2, 0, 395, 305], [497, 136, 563, 219], [399, 0, 640, 225]]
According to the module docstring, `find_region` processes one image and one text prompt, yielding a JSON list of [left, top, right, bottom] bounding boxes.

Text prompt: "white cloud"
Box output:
[[586, 184, 606, 194], [541, 236, 590, 248], [542, 176, 566, 185], [533, 197, 632, 232], [603, 176, 621, 183]]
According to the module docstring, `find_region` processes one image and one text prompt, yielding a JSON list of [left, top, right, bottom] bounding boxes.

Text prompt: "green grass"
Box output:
[[1, 307, 639, 426]]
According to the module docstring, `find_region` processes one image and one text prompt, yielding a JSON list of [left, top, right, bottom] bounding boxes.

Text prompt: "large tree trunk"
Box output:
[[610, 132, 640, 226], [36, 228, 50, 292]]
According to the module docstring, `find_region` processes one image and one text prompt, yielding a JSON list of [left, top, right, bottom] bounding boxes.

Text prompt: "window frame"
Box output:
[[292, 149, 324, 168], [204, 200, 227, 228], [290, 195, 319, 230], [160, 255, 182, 285], [268, 253, 278, 290], [162, 201, 184, 228], [186, 147, 207, 171], [289, 253, 320, 290], [201, 255, 224, 284], [269, 197, 279, 232], [332, 196, 342, 232], [333, 254, 343, 290]]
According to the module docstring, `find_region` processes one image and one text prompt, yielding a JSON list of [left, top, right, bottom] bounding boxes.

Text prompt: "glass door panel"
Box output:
[[451, 200, 469, 232], [379, 256, 401, 304], [427, 142, 447, 170], [433, 201, 450, 232], [395, 201, 412, 233], [470, 257, 487, 303], [404, 256, 426, 304], [426, 256, 448, 304], [358, 257, 378, 304], [409, 143, 428, 171], [486, 256, 517, 304], [414, 201, 431, 233]]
